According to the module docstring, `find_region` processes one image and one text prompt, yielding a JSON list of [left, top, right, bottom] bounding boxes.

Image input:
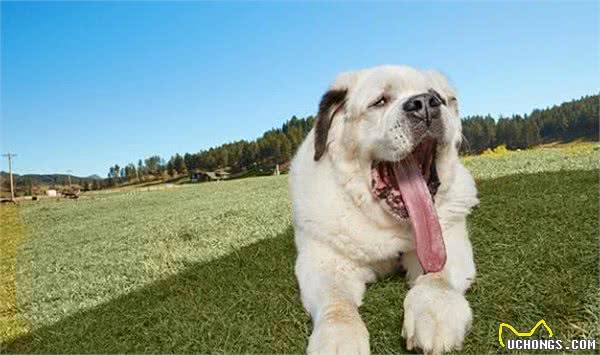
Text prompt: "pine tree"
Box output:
[[166, 159, 175, 177], [174, 154, 187, 175]]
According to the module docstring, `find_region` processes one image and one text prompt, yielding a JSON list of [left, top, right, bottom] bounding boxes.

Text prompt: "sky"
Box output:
[[1, 1, 598, 177]]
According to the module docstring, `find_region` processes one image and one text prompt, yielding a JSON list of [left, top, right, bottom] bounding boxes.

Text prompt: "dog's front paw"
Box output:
[[402, 281, 472, 355], [308, 317, 370, 355]]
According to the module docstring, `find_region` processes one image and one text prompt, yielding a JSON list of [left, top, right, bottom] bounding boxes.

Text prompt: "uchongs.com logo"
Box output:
[[498, 320, 596, 351]]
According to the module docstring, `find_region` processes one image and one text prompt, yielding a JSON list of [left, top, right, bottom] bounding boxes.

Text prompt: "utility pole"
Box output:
[[2, 152, 17, 201], [66, 169, 73, 186]]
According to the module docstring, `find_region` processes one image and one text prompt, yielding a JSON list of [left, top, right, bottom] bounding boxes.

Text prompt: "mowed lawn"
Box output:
[[1, 145, 599, 353]]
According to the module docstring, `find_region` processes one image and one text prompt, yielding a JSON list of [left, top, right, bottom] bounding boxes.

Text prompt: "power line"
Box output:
[[2, 152, 18, 201]]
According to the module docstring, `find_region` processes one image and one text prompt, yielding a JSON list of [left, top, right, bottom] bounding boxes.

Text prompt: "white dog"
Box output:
[[289, 66, 479, 355]]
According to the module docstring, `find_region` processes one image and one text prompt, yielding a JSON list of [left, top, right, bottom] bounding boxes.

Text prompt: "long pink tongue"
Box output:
[[393, 155, 446, 273]]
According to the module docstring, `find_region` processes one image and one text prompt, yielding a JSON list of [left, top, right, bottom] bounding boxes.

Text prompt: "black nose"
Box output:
[[403, 91, 443, 125]]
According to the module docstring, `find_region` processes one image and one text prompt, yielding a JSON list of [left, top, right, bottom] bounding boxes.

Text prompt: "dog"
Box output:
[[289, 65, 479, 355]]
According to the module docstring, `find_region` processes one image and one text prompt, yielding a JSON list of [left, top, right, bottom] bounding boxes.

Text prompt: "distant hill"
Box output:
[[0, 172, 99, 187]]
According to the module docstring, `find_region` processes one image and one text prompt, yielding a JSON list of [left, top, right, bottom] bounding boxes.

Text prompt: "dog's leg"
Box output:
[[401, 220, 476, 355], [296, 240, 372, 355]]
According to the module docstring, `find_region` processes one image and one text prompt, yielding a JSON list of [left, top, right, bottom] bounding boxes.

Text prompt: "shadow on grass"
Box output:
[[3, 228, 312, 353], [2, 170, 599, 354]]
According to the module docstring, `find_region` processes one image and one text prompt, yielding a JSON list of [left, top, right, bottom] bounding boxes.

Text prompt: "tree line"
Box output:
[[102, 116, 315, 187], [461, 94, 598, 154], [101, 94, 597, 188]]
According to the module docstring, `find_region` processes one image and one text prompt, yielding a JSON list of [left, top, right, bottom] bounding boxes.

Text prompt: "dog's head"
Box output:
[[313, 65, 461, 163], [313, 66, 462, 225]]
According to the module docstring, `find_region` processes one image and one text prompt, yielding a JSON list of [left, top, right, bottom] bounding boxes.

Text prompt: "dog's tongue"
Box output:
[[393, 155, 446, 273]]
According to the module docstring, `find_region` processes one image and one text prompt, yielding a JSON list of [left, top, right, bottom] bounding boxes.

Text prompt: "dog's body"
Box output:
[[290, 66, 478, 355]]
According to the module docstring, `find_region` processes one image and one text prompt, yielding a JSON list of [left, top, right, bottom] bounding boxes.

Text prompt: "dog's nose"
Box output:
[[403, 91, 443, 126]]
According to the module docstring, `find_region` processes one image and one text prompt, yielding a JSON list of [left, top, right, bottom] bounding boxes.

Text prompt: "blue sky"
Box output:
[[1, 1, 598, 176]]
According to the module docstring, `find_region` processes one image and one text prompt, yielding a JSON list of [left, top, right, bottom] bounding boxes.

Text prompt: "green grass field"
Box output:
[[1, 144, 599, 353]]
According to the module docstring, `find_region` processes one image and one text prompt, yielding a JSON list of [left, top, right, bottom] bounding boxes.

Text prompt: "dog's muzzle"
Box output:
[[403, 90, 445, 128]]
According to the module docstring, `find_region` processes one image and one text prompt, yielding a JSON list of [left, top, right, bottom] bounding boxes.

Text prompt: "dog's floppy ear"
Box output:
[[314, 89, 347, 161]]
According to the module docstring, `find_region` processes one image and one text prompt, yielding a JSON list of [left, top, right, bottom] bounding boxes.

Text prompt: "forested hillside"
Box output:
[[182, 116, 315, 173], [101, 94, 597, 187], [461, 94, 598, 154], [102, 116, 316, 187]]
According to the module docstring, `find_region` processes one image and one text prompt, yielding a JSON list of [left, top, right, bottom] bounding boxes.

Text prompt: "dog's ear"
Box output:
[[314, 89, 347, 161]]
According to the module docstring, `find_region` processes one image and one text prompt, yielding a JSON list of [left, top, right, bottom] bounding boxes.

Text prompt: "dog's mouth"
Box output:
[[371, 138, 440, 218], [370, 138, 446, 273]]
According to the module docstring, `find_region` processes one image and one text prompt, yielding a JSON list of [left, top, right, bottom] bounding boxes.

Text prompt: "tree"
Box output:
[[157, 157, 167, 177], [23, 177, 33, 196], [278, 135, 292, 162], [137, 159, 144, 180], [173, 154, 187, 175], [184, 153, 195, 173], [113, 164, 121, 184], [124, 163, 137, 182], [166, 159, 175, 177], [145, 156, 161, 176]]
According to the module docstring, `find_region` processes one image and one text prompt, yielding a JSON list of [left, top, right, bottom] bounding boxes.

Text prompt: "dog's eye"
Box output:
[[370, 96, 388, 108]]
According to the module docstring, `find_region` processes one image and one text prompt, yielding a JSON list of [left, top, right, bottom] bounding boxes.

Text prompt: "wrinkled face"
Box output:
[[313, 66, 462, 222]]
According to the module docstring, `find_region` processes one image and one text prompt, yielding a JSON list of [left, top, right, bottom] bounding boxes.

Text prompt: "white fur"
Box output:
[[290, 66, 478, 355]]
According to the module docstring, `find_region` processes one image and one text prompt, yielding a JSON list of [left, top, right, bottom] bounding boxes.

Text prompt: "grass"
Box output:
[[6, 177, 291, 329], [1, 143, 598, 353], [463, 141, 599, 180], [0, 206, 29, 343]]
